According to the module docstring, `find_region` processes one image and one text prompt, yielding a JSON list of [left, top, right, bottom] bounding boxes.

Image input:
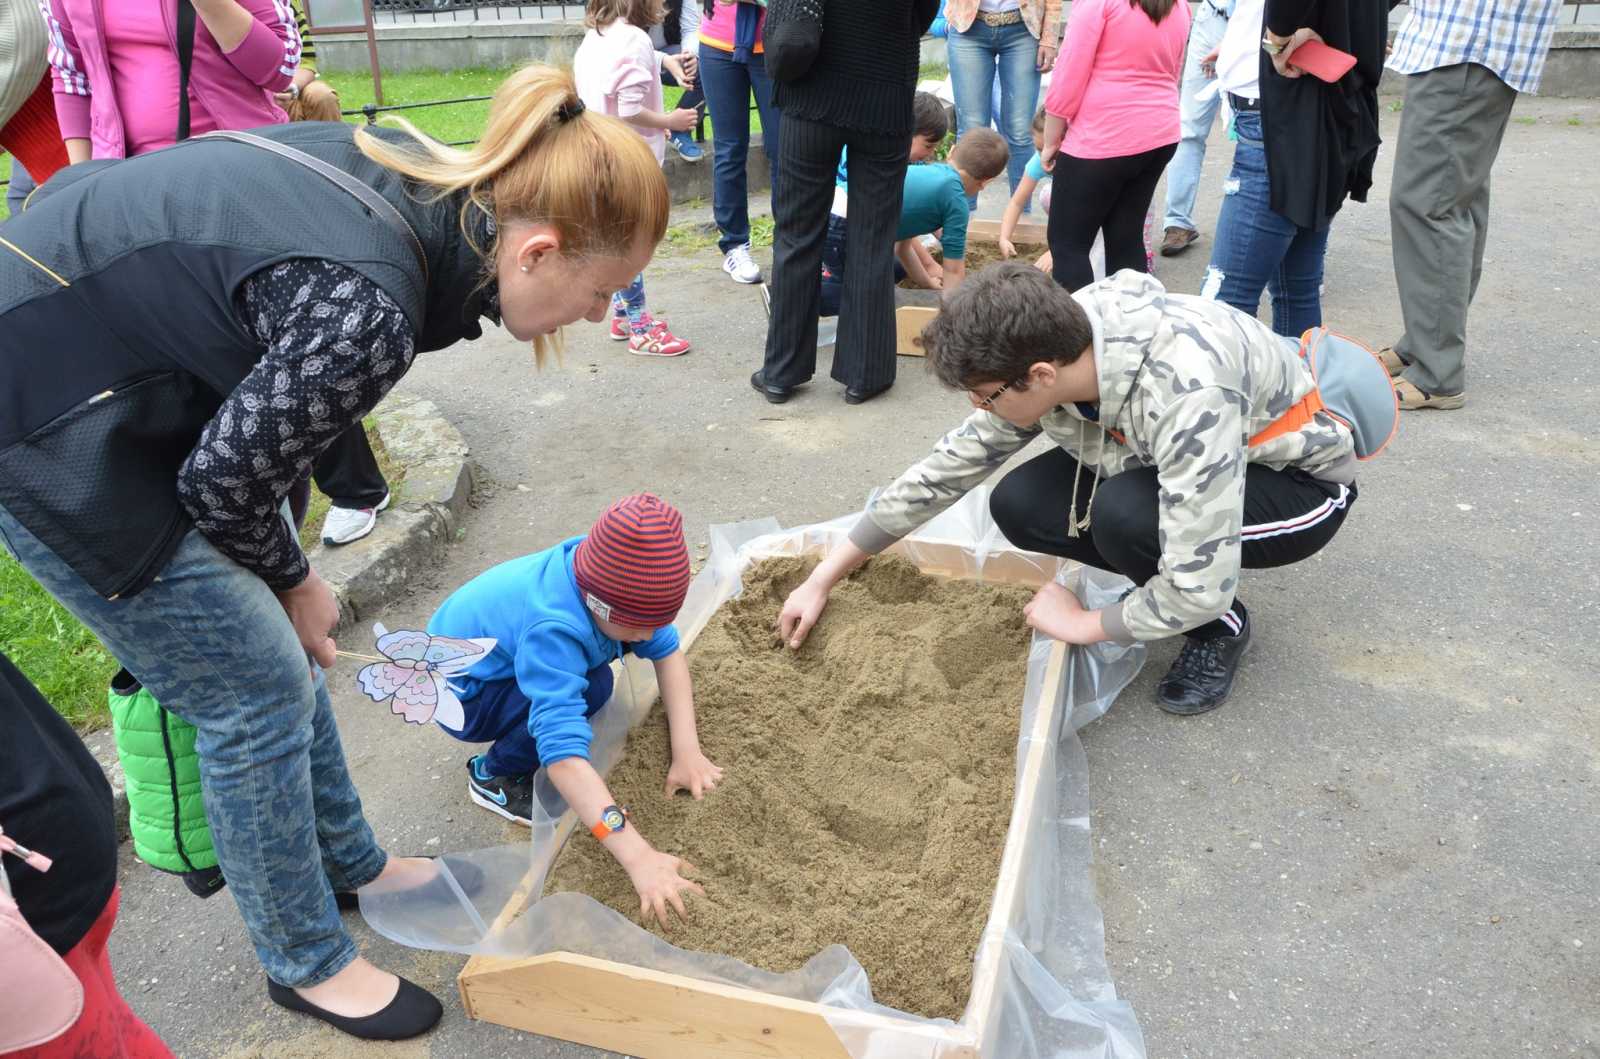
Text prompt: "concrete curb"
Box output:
[[94, 394, 475, 843]]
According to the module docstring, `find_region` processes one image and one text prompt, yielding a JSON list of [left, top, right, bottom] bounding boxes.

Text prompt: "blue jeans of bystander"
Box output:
[[947, 19, 1041, 203], [1162, 1, 1229, 232], [1202, 108, 1330, 338], [0, 505, 386, 989], [699, 46, 781, 253]]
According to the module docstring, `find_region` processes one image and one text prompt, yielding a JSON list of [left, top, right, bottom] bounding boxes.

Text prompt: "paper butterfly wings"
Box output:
[[355, 623, 497, 730]]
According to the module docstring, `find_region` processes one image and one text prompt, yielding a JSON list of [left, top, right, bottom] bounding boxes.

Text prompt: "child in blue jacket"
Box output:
[[429, 493, 719, 926]]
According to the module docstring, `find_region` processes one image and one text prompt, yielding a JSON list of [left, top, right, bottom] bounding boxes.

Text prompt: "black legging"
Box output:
[[989, 447, 1356, 640], [1047, 142, 1176, 291]]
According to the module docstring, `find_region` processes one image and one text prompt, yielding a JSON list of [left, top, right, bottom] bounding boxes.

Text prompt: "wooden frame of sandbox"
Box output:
[[458, 535, 1073, 1059]]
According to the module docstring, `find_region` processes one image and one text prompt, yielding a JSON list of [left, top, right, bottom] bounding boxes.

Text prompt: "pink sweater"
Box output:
[[41, 0, 299, 159], [1044, 0, 1189, 159]]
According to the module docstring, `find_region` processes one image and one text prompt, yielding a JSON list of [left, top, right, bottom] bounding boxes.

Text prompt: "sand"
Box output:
[[898, 240, 1047, 288], [544, 555, 1034, 1020]]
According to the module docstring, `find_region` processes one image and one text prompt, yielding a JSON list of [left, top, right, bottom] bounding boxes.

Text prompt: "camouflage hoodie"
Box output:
[[849, 271, 1357, 643]]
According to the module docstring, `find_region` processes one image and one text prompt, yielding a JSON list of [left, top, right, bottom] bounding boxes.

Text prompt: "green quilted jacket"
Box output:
[[108, 670, 220, 881]]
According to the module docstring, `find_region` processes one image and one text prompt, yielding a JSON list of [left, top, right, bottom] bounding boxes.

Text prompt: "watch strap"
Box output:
[[590, 804, 629, 841]]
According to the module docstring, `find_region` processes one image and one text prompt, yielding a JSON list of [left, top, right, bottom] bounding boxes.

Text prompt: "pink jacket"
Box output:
[[40, 0, 300, 159], [1044, 0, 1188, 159]]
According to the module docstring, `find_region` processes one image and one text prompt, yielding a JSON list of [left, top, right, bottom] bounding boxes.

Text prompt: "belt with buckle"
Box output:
[[977, 9, 1024, 27], [1228, 93, 1260, 111]]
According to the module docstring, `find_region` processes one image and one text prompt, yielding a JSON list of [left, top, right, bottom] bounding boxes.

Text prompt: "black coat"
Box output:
[[1260, 0, 1397, 230]]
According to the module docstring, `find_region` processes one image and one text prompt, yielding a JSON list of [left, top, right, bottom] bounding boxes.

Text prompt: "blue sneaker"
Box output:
[[669, 130, 704, 162]]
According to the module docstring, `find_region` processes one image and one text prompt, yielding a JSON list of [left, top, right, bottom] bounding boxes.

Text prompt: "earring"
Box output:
[[520, 265, 530, 273]]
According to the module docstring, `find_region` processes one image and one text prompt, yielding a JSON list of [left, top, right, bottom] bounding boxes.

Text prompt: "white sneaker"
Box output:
[[321, 492, 390, 546], [723, 243, 762, 285]]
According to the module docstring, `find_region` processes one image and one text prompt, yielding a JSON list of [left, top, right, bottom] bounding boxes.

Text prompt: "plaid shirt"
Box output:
[[1387, 0, 1561, 94]]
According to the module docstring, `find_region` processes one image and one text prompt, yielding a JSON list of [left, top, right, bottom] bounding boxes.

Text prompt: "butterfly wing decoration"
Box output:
[[355, 623, 497, 730]]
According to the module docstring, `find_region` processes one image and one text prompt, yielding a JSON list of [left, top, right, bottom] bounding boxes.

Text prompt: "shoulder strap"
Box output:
[[176, 0, 196, 142], [192, 130, 430, 284]]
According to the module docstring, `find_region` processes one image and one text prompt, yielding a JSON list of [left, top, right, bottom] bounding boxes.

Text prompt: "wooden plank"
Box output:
[[461, 951, 975, 1059], [966, 218, 1048, 245], [963, 639, 1069, 1056], [896, 305, 940, 357]]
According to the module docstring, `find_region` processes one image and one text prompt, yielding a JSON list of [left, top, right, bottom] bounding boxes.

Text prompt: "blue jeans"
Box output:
[[0, 507, 385, 988], [947, 19, 1041, 200], [611, 273, 647, 330], [440, 668, 613, 778], [1162, 2, 1229, 232], [1202, 108, 1330, 338], [699, 46, 780, 253], [818, 213, 907, 318]]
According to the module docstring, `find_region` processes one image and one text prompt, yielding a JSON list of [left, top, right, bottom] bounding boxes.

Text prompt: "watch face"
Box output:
[[601, 807, 626, 833]]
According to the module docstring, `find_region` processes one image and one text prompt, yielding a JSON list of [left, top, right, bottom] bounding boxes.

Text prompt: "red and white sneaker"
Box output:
[[609, 313, 645, 341], [628, 320, 691, 358]]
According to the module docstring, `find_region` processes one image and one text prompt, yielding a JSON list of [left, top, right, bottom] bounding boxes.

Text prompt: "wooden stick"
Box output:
[[334, 649, 386, 664]]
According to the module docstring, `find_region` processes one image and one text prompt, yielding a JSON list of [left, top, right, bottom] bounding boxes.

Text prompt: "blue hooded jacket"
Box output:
[[428, 537, 679, 765]]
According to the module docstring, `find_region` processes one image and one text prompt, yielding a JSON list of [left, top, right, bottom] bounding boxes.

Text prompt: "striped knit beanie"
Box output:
[[573, 494, 691, 629]]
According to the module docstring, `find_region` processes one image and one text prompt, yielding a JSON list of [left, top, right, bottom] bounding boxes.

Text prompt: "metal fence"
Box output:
[[369, 0, 584, 22]]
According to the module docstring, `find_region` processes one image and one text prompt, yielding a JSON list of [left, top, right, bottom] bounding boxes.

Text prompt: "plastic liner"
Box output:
[[361, 489, 1149, 1058]]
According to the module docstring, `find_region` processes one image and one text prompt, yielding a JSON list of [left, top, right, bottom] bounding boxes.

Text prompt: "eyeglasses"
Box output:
[[971, 381, 1013, 410]]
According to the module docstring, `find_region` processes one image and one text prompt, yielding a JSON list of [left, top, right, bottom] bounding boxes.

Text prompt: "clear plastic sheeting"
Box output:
[[360, 490, 1149, 1059]]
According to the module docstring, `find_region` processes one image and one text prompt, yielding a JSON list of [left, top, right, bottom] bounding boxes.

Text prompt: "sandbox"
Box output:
[[361, 495, 1148, 1059], [543, 555, 1036, 1020]]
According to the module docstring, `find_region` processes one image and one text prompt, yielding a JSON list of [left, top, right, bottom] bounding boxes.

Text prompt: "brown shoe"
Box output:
[[1160, 226, 1199, 256], [1394, 377, 1465, 411], [1375, 346, 1406, 377]]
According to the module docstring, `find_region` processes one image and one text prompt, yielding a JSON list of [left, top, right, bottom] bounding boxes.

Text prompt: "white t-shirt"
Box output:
[[573, 21, 667, 165], [1213, 0, 1266, 101], [978, 0, 1023, 11]]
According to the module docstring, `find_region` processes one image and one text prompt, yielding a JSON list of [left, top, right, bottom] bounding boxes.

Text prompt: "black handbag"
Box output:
[[763, 0, 824, 83]]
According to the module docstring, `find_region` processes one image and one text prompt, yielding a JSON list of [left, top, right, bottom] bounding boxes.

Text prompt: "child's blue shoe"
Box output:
[[669, 130, 703, 162]]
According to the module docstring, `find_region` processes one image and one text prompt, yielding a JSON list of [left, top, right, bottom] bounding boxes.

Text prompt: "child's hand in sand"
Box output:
[[1033, 249, 1053, 273], [665, 748, 724, 800], [625, 848, 703, 929], [999, 237, 1018, 260]]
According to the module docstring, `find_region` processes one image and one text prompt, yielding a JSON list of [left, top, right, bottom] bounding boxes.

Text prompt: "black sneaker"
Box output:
[[1156, 614, 1251, 715], [465, 757, 534, 826]]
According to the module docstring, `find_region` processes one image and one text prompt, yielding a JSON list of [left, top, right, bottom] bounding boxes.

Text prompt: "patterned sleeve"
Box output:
[[175, 260, 417, 592]]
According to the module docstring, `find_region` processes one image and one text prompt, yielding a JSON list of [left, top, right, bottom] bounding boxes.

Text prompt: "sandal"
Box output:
[[1394, 377, 1465, 411], [1375, 346, 1406, 377]]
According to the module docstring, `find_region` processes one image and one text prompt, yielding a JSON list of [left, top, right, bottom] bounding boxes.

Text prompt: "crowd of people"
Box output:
[[0, 0, 1566, 1053]]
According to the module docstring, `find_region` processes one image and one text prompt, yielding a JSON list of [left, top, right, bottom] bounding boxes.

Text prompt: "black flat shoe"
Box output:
[[335, 853, 484, 912], [751, 370, 793, 404], [844, 381, 892, 405], [267, 974, 442, 1041], [1157, 614, 1251, 715]]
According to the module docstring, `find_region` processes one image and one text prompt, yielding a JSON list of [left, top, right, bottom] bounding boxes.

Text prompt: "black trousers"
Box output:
[[763, 113, 909, 392], [312, 425, 388, 509], [989, 447, 1357, 639], [1048, 142, 1176, 291]]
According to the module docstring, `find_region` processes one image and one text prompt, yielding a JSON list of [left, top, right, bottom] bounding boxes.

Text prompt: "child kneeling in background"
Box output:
[[429, 494, 720, 925], [820, 127, 1010, 316]]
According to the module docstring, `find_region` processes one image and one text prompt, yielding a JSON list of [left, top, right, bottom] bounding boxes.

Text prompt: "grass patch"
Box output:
[[919, 61, 950, 82], [0, 556, 118, 731], [1567, 116, 1584, 127], [663, 212, 773, 254], [298, 417, 404, 553], [1515, 115, 1539, 125]]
